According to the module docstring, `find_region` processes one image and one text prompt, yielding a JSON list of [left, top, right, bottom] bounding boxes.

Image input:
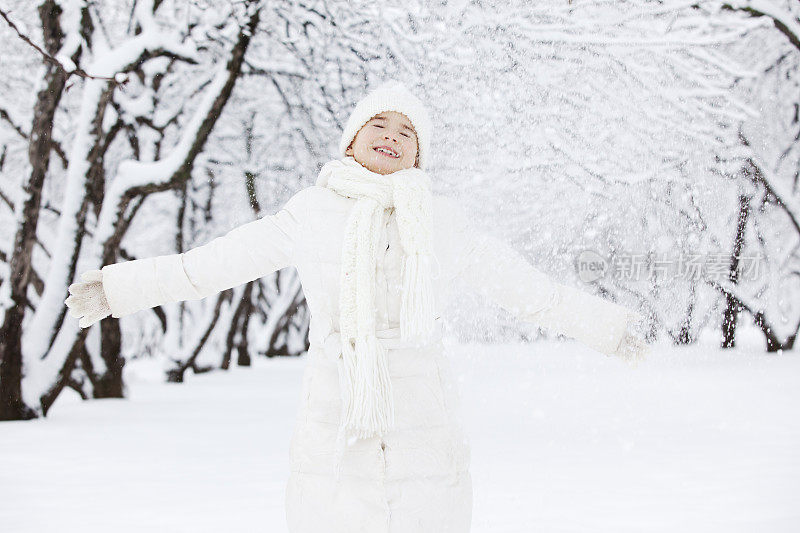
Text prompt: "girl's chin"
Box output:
[[359, 159, 399, 174], [369, 165, 396, 175], [352, 153, 413, 174]]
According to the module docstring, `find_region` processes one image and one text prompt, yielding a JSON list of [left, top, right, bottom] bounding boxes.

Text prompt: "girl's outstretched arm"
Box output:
[[449, 199, 645, 360], [97, 188, 308, 320]]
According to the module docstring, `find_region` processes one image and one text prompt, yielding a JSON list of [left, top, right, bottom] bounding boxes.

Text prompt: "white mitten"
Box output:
[[65, 269, 112, 328], [612, 314, 650, 369]]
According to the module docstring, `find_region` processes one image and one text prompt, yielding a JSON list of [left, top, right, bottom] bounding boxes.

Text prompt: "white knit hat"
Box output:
[[338, 80, 432, 170]]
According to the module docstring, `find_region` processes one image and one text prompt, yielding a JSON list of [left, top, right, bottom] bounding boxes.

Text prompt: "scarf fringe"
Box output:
[[339, 334, 394, 439]]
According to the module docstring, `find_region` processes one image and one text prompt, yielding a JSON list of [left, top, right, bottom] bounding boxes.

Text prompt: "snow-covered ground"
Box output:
[[2, 338, 798, 533]]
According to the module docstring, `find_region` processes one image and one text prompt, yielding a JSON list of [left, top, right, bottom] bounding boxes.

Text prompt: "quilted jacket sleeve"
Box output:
[[100, 188, 307, 319], [450, 199, 639, 357]]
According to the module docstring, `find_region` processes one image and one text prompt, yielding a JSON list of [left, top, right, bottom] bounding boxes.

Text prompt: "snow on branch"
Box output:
[[94, 12, 259, 247], [720, 0, 800, 50], [0, 7, 119, 84]]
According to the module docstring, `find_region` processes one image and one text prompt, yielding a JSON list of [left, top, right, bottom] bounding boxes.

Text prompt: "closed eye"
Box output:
[[371, 122, 414, 139]]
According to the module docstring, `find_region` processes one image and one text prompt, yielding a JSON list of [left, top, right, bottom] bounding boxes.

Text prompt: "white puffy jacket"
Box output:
[[101, 186, 636, 533]]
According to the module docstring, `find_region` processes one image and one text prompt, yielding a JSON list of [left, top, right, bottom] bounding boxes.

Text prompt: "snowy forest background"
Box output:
[[2, 0, 798, 419], [0, 1, 799, 531]]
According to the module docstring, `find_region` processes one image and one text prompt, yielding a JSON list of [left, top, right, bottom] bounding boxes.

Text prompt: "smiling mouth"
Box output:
[[374, 146, 400, 158]]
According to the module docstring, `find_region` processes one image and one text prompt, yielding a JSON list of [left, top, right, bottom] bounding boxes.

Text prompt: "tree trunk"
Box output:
[[676, 285, 696, 345], [721, 193, 751, 348], [0, 1, 67, 421], [236, 282, 256, 367], [166, 290, 232, 383], [40, 330, 89, 415]]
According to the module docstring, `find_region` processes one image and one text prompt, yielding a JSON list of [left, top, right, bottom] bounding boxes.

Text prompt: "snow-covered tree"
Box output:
[[696, 0, 800, 350], [0, 0, 430, 420], [2, 0, 796, 422], [409, 0, 761, 346]]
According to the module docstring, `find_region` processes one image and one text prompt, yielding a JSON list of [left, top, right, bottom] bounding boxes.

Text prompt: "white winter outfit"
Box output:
[[98, 81, 640, 532], [100, 183, 637, 532]]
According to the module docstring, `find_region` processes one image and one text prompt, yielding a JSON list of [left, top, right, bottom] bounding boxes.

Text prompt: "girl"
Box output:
[[65, 80, 648, 532]]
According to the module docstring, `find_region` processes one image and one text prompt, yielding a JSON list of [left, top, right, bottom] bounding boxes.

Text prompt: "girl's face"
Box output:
[[345, 111, 419, 175]]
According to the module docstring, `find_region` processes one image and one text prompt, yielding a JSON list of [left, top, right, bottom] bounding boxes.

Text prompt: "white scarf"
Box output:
[[315, 156, 437, 440]]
